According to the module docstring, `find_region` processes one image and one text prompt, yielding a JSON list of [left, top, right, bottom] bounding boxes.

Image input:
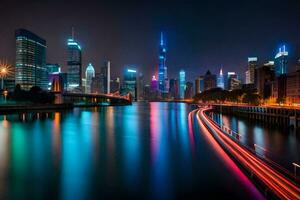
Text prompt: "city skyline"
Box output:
[[2, 0, 300, 82]]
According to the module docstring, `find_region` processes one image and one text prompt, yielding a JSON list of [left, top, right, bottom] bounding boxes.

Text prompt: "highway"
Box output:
[[193, 107, 300, 200]]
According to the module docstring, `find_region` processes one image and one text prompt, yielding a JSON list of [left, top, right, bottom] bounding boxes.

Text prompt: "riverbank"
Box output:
[[0, 103, 74, 114]]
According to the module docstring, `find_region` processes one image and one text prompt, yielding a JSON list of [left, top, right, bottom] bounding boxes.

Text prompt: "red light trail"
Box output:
[[194, 107, 300, 200]]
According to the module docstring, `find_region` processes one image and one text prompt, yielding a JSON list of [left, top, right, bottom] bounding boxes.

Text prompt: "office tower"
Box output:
[[179, 70, 186, 99], [246, 57, 257, 84], [204, 70, 216, 91], [100, 61, 111, 94], [110, 77, 120, 93], [274, 45, 288, 77], [227, 72, 241, 90], [158, 32, 169, 94], [217, 68, 225, 89], [85, 63, 95, 93], [184, 82, 193, 99], [256, 62, 275, 98], [150, 75, 158, 91], [123, 68, 137, 101], [67, 35, 82, 90], [15, 29, 47, 90], [46, 63, 60, 73], [169, 78, 179, 99]]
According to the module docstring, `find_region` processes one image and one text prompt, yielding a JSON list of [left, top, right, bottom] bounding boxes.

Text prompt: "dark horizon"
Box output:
[[1, 0, 300, 82]]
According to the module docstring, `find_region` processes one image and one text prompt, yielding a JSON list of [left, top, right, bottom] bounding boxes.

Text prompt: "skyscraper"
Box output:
[[158, 32, 169, 94], [150, 75, 158, 91], [100, 61, 111, 94], [275, 45, 288, 76], [246, 57, 257, 84], [85, 63, 95, 93], [217, 68, 225, 89], [67, 35, 82, 90], [179, 70, 186, 99], [122, 68, 137, 101], [15, 29, 47, 90], [204, 70, 216, 91]]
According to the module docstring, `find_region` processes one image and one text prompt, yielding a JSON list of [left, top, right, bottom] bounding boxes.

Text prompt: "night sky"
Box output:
[[1, 0, 300, 82]]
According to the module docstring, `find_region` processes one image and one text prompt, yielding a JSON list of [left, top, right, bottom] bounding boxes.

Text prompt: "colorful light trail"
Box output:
[[194, 107, 300, 200]]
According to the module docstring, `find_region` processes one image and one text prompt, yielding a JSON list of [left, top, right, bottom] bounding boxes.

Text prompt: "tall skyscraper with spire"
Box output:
[[158, 32, 169, 93], [217, 67, 225, 89], [67, 28, 82, 90]]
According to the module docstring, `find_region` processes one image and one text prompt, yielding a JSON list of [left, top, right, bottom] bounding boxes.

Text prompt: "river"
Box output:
[[0, 102, 266, 199]]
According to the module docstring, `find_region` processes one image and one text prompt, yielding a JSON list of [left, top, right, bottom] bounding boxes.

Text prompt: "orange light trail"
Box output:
[[195, 107, 300, 200]]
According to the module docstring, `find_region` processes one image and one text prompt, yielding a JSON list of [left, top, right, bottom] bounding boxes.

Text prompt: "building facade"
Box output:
[[217, 68, 225, 89], [85, 63, 95, 93], [179, 70, 186, 99], [122, 68, 137, 101], [274, 45, 288, 77], [246, 57, 257, 84], [67, 38, 82, 90], [158, 32, 169, 94], [15, 29, 47, 90]]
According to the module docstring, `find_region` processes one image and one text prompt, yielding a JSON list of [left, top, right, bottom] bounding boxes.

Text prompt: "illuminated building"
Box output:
[[158, 32, 169, 94], [204, 70, 216, 91], [151, 75, 158, 91], [274, 45, 288, 76], [15, 29, 47, 90], [122, 68, 137, 101], [67, 36, 82, 90], [227, 72, 241, 90], [48, 72, 67, 93], [246, 57, 257, 84], [47, 63, 60, 73], [217, 68, 225, 89], [85, 63, 95, 93], [179, 70, 186, 99], [100, 61, 111, 94]]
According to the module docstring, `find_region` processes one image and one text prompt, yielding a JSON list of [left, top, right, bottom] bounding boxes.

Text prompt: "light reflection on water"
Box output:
[[0, 103, 265, 199], [213, 112, 300, 170]]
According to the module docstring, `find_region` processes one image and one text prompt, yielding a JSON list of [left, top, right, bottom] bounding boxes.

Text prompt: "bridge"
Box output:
[[56, 92, 132, 106]]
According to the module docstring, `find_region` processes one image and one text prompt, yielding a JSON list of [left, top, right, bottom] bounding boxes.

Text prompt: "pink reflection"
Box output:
[[188, 111, 196, 154], [150, 102, 160, 162]]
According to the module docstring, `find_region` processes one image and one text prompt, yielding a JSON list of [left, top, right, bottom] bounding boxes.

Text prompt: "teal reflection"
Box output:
[[10, 124, 28, 199], [60, 111, 93, 200], [122, 104, 141, 188], [150, 102, 172, 200]]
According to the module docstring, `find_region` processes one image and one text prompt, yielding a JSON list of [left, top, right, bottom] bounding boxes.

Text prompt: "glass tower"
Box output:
[[15, 29, 47, 90], [85, 63, 95, 93], [158, 32, 169, 93], [67, 38, 82, 90], [179, 70, 186, 99], [217, 68, 225, 89], [275, 45, 288, 77], [123, 68, 137, 101]]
